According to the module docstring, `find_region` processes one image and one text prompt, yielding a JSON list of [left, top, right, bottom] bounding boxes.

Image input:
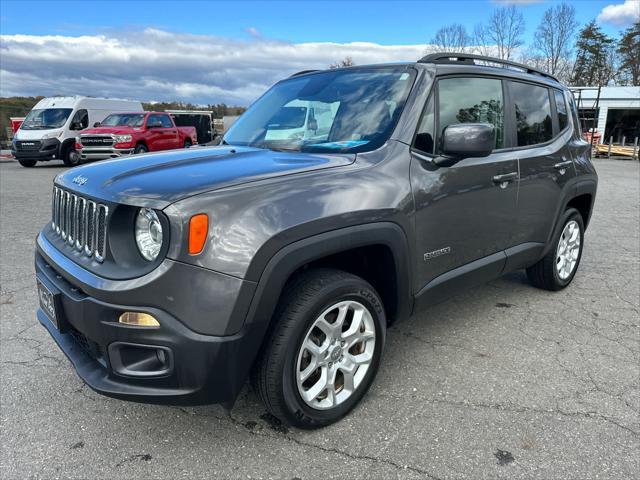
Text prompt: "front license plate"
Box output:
[[37, 280, 58, 329]]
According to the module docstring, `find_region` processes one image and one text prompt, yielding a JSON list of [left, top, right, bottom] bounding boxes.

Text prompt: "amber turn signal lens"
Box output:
[[189, 214, 209, 255], [119, 312, 160, 327]]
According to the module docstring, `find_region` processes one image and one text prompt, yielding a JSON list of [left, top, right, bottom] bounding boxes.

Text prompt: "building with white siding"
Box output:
[[572, 86, 640, 144]]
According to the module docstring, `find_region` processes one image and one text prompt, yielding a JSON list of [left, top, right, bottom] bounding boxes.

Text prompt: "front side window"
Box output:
[[147, 114, 165, 128], [21, 108, 73, 130], [224, 67, 416, 153], [414, 95, 435, 154], [511, 82, 553, 146], [70, 109, 88, 130], [437, 77, 504, 151], [102, 113, 146, 127], [554, 90, 569, 132], [159, 115, 173, 128]]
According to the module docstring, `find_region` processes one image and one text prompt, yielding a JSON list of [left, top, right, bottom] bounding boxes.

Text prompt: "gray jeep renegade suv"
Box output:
[[35, 53, 597, 428]]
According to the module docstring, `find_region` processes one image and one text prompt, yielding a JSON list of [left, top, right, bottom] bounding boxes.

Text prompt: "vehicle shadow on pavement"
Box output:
[[162, 270, 532, 431]]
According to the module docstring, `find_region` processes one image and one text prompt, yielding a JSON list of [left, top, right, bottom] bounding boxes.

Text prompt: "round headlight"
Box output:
[[135, 208, 163, 261]]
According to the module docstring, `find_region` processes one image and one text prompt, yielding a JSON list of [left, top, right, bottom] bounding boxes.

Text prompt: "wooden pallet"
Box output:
[[594, 144, 638, 158]]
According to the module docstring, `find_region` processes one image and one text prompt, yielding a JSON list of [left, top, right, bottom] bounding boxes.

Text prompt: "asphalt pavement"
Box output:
[[1, 158, 638, 479]]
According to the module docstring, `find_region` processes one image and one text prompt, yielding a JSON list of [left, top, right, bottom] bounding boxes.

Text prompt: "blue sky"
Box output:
[[0, 1, 636, 104], [0, 0, 627, 43]]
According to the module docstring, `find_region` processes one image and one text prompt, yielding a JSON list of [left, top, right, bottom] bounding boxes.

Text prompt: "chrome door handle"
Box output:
[[492, 172, 518, 183], [554, 160, 573, 170]]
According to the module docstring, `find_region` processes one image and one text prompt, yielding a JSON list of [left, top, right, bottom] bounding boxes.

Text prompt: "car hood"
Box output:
[[55, 146, 355, 208], [80, 127, 141, 135]]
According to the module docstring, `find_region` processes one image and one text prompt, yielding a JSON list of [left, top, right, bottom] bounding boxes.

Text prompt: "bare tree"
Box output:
[[329, 57, 355, 69], [533, 3, 578, 79], [480, 5, 526, 60], [471, 23, 492, 57], [430, 24, 469, 52]]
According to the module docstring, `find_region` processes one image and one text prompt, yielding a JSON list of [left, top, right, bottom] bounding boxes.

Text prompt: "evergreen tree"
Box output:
[[571, 20, 616, 86], [617, 21, 640, 86]]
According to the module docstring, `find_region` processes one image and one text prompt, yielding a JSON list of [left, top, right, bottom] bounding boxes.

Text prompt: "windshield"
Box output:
[[101, 113, 146, 127], [21, 108, 73, 130], [224, 67, 416, 153]]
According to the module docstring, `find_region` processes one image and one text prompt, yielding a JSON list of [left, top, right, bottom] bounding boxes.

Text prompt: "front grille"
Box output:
[[15, 140, 42, 151], [68, 325, 104, 363], [51, 186, 109, 262], [80, 136, 114, 148]]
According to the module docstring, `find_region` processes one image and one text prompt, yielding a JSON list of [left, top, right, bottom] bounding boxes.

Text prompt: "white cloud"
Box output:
[[0, 29, 428, 105], [597, 0, 640, 26], [245, 27, 262, 39]]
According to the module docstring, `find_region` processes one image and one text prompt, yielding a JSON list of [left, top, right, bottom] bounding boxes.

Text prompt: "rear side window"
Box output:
[[554, 90, 569, 132], [511, 82, 553, 146], [437, 77, 504, 151]]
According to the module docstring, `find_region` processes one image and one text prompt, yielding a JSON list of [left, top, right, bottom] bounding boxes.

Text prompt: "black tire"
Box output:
[[134, 143, 148, 154], [61, 144, 80, 167], [527, 208, 584, 291], [252, 268, 386, 429], [184, 139, 192, 148], [18, 159, 37, 168]]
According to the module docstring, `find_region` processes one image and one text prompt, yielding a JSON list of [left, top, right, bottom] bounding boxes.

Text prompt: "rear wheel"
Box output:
[[18, 159, 37, 168], [252, 268, 386, 429], [134, 143, 148, 154], [184, 139, 192, 148], [527, 208, 584, 291]]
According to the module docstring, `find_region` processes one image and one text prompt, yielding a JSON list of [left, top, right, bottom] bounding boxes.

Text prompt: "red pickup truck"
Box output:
[[77, 112, 198, 161]]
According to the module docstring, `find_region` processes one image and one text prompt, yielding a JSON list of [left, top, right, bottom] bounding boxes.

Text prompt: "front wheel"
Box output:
[[252, 268, 386, 429], [134, 143, 148, 154], [18, 159, 37, 168], [527, 208, 584, 291], [62, 145, 80, 167]]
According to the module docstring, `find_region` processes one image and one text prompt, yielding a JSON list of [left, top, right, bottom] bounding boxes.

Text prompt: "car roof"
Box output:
[[291, 54, 565, 90]]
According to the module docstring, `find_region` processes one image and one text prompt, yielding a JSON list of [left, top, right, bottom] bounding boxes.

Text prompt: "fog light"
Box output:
[[119, 312, 160, 327]]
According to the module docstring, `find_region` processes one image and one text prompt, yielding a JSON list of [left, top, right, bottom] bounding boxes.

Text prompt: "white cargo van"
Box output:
[[12, 96, 143, 168]]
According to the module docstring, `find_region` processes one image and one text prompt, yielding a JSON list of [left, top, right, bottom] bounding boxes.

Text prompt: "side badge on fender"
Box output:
[[424, 247, 451, 261]]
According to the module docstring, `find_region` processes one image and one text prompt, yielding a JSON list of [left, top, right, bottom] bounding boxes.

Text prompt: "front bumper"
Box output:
[[12, 138, 61, 161], [80, 147, 134, 160], [35, 235, 256, 406]]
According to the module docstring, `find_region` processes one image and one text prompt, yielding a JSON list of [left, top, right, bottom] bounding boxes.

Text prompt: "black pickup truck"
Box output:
[[35, 54, 597, 428]]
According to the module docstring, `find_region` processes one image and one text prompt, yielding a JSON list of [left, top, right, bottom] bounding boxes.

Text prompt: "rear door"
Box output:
[[410, 75, 519, 293], [507, 81, 577, 247]]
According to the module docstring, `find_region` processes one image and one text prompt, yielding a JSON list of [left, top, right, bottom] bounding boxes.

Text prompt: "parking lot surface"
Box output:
[[1, 158, 638, 479]]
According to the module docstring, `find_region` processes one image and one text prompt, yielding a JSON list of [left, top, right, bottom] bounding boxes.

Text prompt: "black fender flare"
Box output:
[[222, 222, 413, 408], [542, 176, 597, 258]]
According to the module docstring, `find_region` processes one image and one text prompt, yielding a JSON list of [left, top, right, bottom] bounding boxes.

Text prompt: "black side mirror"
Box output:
[[435, 123, 495, 166], [71, 122, 82, 130], [93, 122, 101, 128]]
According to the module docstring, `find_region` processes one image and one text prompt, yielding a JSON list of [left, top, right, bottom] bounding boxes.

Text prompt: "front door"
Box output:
[[410, 76, 519, 294]]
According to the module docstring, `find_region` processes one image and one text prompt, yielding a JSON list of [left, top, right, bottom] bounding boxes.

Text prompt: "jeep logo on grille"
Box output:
[[72, 175, 88, 186]]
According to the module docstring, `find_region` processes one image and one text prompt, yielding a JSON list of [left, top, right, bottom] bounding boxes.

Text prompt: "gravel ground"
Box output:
[[1, 158, 638, 479]]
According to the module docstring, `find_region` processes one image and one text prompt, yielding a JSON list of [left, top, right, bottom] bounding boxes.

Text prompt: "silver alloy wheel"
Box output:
[[296, 300, 376, 410], [556, 220, 581, 280]]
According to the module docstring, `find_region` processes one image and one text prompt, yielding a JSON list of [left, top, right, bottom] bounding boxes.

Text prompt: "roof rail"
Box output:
[[290, 69, 320, 78], [418, 52, 559, 82]]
